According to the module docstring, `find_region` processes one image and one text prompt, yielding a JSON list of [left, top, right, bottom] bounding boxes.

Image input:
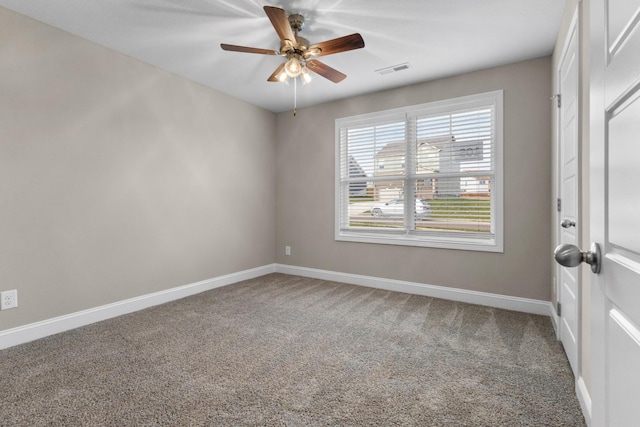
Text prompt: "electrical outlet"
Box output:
[[1, 289, 18, 310], [285, 245, 291, 256]]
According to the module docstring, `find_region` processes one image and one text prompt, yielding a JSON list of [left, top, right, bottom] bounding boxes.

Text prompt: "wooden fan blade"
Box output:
[[220, 44, 279, 55], [306, 60, 347, 83], [308, 33, 365, 57], [267, 63, 286, 82], [264, 6, 296, 43]]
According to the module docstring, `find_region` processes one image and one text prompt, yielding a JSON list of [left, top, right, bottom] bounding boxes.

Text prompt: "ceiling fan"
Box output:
[[220, 6, 365, 84]]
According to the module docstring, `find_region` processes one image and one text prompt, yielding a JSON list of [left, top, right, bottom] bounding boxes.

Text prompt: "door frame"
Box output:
[[554, 7, 581, 375]]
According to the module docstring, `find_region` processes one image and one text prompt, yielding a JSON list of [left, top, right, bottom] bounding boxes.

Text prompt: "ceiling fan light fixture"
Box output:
[[301, 67, 312, 84], [276, 68, 289, 82], [284, 57, 303, 78]]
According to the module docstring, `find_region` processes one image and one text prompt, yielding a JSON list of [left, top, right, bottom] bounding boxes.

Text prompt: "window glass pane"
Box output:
[[414, 178, 492, 234], [415, 108, 494, 177], [344, 121, 405, 182], [346, 181, 405, 229]]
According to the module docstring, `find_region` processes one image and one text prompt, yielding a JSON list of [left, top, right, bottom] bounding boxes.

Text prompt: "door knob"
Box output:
[[554, 242, 601, 274], [561, 219, 576, 228]]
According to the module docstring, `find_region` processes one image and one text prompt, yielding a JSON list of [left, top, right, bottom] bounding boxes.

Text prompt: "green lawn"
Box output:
[[349, 197, 491, 233], [427, 198, 490, 221]]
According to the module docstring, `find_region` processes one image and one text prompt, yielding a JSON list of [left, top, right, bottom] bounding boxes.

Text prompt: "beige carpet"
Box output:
[[0, 273, 585, 426]]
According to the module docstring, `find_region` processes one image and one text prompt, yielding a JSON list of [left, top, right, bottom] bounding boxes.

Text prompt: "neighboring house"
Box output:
[[460, 175, 491, 197], [372, 139, 408, 200], [348, 155, 368, 196], [372, 135, 488, 200]]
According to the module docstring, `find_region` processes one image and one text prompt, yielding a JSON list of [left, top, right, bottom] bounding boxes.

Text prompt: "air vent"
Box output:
[[375, 62, 411, 76]]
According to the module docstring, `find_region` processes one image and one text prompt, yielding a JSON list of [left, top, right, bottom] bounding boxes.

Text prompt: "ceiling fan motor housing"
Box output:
[[288, 13, 305, 32], [281, 37, 310, 56]]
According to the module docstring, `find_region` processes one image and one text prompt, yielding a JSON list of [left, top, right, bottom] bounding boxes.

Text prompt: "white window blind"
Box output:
[[335, 91, 503, 252]]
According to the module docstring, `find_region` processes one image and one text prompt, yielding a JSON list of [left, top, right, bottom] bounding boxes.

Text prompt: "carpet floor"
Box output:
[[0, 273, 585, 426]]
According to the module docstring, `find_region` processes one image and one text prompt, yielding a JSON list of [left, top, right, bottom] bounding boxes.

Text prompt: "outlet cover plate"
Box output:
[[1, 289, 18, 310]]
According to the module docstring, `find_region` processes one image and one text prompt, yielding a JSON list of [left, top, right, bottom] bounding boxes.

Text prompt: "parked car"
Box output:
[[371, 198, 432, 218]]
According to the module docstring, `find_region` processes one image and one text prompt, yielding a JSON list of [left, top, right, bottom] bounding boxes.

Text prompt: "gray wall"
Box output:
[[276, 56, 552, 301], [0, 8, 276, 330]]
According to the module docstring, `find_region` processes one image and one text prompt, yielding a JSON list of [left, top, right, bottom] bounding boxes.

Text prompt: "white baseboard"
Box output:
[[276, 264, 553, 316], [1, 263, 554, 351], [0, 264, 276, 350], [577, 376, 592, 426]]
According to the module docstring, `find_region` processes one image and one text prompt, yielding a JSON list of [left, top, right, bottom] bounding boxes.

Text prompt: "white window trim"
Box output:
[[335, 90, 504, 253]]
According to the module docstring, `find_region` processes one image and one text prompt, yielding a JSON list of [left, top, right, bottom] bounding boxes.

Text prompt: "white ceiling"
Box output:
[[0, 0, 566, 113]]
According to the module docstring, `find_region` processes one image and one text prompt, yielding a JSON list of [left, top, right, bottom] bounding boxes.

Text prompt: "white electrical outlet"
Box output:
[[285, 245, 291, 256], [1, 289, 18, 310]]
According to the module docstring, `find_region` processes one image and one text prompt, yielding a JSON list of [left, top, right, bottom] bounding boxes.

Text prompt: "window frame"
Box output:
[[335, 90, 504, 252]]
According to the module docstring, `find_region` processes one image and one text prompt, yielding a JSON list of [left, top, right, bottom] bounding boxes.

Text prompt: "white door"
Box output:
[[591, 0, 640, 425], [557, 15, 580, 375]]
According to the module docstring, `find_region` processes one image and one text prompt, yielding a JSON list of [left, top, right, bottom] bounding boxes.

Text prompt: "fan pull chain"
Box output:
[[293, 77, 297, 117]]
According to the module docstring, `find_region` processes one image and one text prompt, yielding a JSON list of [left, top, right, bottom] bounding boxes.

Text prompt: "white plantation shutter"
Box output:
[[335, 91, 503, 252]]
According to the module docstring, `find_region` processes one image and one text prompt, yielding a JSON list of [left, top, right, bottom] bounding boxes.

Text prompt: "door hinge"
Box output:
[[551, 93, 562, 108], [557, 198, 562, 212], [557, 302, 562, 316]]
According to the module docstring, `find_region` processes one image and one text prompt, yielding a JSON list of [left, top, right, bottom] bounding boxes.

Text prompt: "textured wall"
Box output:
[[0, 8, 276, 330], [276, 56, 552, 301]]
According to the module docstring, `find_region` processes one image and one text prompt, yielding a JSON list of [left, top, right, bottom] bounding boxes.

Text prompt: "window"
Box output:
[[335, 91, 503, 252]]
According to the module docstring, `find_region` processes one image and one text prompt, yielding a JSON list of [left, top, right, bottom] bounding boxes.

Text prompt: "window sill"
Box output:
[[336, 230, 503, 253]]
